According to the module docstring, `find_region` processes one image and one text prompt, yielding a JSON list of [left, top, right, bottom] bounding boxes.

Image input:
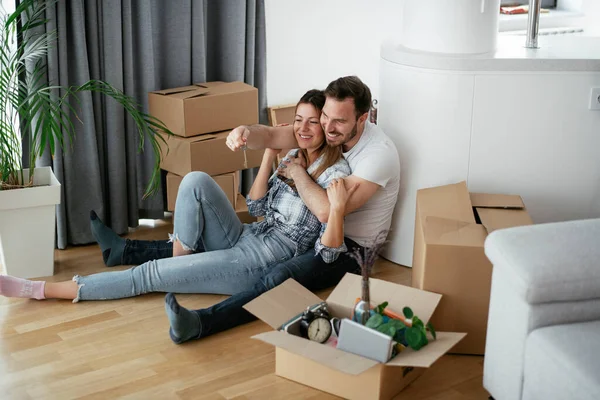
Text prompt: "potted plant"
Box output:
[[0, 0, 171, 278]]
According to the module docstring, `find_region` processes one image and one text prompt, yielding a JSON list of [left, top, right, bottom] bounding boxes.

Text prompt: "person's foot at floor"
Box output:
[[90, 210, 126, 267], [0, 275, 45, 299], [165, 293, 202, 344]]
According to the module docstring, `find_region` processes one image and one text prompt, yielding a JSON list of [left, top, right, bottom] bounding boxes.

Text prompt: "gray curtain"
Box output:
[[33, 0, 266, 248]]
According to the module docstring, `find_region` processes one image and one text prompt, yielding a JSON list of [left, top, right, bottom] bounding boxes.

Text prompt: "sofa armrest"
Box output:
[[484, 218, 600, 305]]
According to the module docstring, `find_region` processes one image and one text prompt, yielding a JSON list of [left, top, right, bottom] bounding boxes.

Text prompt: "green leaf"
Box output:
[[375, 301, 388, 315], [403, 307, 414, 319], [419, 330, 429, 347], [412, 316, 424, 330], [426, 322, 437, 340], [387, 319, 406, 331], [376, 322, 397, 338], [405, 327, 422, 350], [365, 313, 384, 329]]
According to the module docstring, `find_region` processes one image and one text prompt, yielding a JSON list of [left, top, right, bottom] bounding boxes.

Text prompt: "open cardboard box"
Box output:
[[148, 81, 258, 137], [166, 171, 239, 212], [412, 181, 532, 355], [244, 273, 466, 400], [159, 130, 264, 177]]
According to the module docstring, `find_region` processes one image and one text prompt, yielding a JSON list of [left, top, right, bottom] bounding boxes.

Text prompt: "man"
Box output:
[[164, 76, 401, 343]]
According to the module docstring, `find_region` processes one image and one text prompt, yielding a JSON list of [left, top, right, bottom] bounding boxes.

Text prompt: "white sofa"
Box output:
[[483, 219, 600, 400]]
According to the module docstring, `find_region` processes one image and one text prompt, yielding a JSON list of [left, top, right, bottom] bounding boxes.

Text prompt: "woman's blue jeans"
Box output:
[[74, 172, 295, 302]]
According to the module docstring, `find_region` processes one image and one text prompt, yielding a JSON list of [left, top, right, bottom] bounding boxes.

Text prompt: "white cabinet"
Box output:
[[469, 74, 600, 223], [379, 36, 600, 267]]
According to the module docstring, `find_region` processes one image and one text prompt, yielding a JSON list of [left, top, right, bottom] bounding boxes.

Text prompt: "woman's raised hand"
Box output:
[[277, 152, 307, 180], [226, 126, 249, 151], [327, 178, 353, 214]]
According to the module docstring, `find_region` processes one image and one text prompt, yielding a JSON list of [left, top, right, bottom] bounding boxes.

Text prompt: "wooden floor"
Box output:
[[0, 218, 490, 400]]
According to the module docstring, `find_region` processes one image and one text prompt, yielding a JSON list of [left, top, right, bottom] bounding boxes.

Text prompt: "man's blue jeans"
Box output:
[[190, 237, 362, 341]]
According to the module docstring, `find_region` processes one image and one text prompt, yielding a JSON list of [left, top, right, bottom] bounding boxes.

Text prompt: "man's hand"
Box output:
[[226, 126, 249, 151]]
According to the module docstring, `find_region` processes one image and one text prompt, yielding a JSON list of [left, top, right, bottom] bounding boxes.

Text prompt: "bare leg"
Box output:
[[173, 239, 193, 258], [44, 281, 78, 300]]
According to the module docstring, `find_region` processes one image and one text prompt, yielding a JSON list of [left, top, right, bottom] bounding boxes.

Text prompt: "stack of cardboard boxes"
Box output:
[[148, 81, 264, 223]]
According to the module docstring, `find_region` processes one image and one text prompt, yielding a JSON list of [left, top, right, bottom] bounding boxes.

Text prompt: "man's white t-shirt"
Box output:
[[342, 121, 400, 247]]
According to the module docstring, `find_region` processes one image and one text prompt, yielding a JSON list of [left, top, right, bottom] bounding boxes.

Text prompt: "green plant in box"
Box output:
[[365, 303, 436, 351]]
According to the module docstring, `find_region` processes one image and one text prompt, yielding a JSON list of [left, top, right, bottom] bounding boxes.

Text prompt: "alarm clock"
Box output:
[[300, 303, 333, 343]]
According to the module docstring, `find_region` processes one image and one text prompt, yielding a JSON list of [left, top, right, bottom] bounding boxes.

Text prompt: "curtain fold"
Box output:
[[28, 0, 266, 248]]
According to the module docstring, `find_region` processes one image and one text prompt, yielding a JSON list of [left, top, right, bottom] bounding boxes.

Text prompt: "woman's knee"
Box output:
[[180, 171, 212, 194]]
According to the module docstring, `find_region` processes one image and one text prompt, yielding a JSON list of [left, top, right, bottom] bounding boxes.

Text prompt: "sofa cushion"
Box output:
[[484, 218, 600, 304], [523, 320, 600, 400]]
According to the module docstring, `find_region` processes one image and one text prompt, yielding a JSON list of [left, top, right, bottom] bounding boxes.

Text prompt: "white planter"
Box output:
[[0, 167, 61, 278]]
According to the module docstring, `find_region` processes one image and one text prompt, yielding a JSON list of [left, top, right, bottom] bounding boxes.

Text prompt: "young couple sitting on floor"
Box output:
[[0, 76, 400, 344]]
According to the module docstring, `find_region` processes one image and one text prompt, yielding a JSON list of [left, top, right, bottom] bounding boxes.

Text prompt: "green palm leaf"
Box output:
[[1, 0, 173, 198]]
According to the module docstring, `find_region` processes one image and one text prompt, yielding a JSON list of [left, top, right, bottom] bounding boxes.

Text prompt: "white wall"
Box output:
[[582, 0, 600, 35], [264, 0, 403, 106], [265, 0, 600, 107]]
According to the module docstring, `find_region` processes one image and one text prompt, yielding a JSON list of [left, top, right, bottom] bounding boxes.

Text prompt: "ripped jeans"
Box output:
[[73, 172, 295, 302]]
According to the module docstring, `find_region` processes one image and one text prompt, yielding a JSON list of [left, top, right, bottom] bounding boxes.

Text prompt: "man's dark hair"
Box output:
[[324, 76, 372, 118]]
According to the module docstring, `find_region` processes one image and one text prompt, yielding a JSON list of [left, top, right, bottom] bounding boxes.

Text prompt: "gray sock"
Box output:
[[165, 293, 202, 344], [90, 210, 126, 267]]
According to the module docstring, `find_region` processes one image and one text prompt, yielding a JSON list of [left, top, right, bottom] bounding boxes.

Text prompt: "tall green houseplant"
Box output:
[[0, 0, 170, 197], [0, 0, 172, 279]]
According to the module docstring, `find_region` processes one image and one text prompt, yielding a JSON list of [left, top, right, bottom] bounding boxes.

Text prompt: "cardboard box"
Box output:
[[244, 273, 466, 400], [166, 172, 239, 212], [268, 104, 296, 126], [159, 130, 264, 177], [412, 181, 532, 355], [148, 81, 258, 137], [235, 194, 256, 224]]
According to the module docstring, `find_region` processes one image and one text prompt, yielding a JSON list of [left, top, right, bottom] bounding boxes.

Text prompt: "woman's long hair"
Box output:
[[295, 89, 343, 181]]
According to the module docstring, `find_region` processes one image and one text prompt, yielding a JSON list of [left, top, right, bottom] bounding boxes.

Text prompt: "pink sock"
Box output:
[[0, 275, 46, 300]]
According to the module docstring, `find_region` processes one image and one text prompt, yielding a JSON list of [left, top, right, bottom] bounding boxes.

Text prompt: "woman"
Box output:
[[0, 90, 352, 302]]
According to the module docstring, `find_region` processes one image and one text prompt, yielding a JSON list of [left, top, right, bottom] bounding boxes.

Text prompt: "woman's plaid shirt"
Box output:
[[247, 150, 351, 263]]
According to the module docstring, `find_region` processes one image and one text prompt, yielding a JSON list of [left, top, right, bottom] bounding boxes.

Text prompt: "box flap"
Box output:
[[151, 85, 201, 95], [386, 332, 467, 368], [244, 278, 323, 329], [168, 87, 212, 100], [194, 81, 225, 88], [191, 81, 255, 96], [326, 273, 442, 325], [416, 181, 475, 224], [252, 331, 379, 375], [470, 193, 524, 209], [476, 207, 533, 234], [423, 216, 487, 247]]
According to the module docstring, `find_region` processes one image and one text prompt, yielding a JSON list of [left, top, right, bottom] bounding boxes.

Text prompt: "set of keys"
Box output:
[[241, 145, 248, 169]]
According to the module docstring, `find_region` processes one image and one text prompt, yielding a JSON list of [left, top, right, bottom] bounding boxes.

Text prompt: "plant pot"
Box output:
[[0, 167, 61, 278]]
